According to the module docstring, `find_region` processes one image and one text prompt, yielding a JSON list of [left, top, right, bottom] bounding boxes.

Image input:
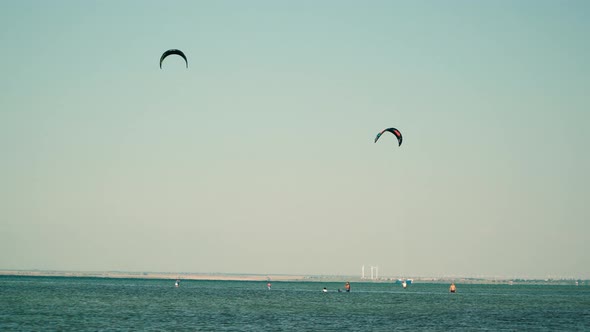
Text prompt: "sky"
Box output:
[[1, 0, 589, 279]]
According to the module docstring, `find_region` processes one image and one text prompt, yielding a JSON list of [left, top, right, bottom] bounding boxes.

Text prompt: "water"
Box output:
[[1, 276, 589, 331]]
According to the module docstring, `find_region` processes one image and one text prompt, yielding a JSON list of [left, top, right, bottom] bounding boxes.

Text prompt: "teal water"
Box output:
[[1, 276, 589, 331]]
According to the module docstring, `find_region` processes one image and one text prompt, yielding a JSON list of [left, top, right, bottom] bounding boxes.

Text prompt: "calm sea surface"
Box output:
[[1, 276, 589, 331]]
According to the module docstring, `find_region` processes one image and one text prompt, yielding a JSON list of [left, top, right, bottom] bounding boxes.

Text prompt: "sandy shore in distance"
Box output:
[[1, 270, 583, 285], [0, 270, 307, 281]]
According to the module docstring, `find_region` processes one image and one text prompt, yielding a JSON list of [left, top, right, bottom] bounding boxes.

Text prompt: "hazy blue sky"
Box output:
[[1, 0, 589, 279]]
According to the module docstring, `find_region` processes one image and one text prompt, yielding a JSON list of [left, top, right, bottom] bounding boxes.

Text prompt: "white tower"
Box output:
[[370, 266, 379, 280]]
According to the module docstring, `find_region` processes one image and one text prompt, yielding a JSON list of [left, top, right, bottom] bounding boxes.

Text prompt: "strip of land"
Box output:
[[0, 270, 585, 285], [0, 270, 306, 281]]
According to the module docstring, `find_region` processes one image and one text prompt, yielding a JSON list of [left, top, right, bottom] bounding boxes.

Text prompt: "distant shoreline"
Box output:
[[0, 270, 586, 285], [0, 270, 306, 282]]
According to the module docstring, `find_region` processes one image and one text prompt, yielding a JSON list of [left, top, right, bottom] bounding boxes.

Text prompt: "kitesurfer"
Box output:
[[345, 282, 351, 292]]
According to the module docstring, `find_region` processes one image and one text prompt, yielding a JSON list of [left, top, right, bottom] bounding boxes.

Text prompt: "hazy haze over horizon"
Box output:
[[1, 0, 589, 279]]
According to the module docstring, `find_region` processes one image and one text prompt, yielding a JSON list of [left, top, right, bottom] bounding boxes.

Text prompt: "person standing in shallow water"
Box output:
[[345, 282, 351, 292], [449, 283, 456, 293]]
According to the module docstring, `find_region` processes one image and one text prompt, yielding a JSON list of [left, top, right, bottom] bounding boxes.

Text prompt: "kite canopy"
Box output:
[[160, 49, 188, 69], [374, 127, 403, 146]]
